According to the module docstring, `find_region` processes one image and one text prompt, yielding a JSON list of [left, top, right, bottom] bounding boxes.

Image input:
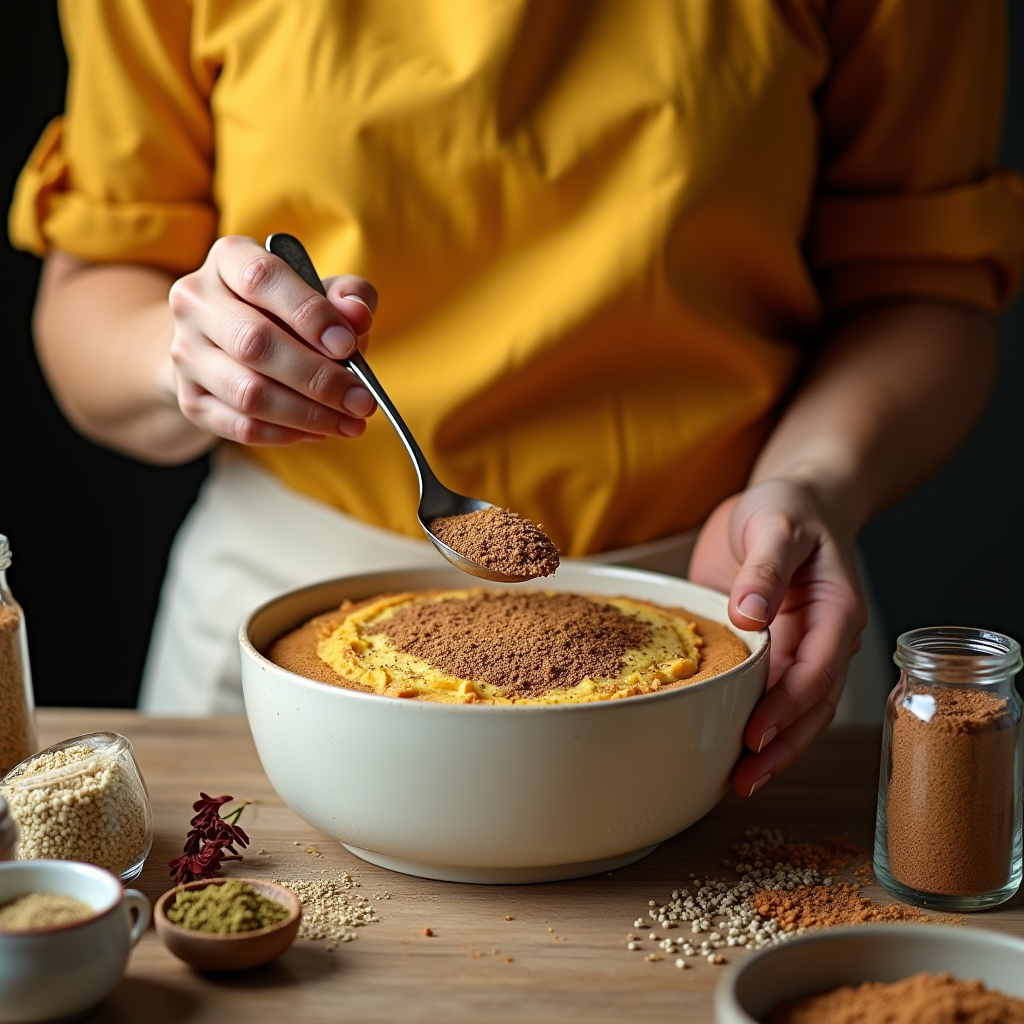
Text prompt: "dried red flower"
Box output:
[[169, 792, 251, 885]]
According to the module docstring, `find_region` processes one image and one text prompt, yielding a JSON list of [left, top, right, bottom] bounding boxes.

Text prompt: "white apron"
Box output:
[[139, 446, 891, 722]]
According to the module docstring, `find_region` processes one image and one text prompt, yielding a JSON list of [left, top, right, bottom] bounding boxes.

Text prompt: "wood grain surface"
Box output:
[[32, 710, 1023, 1024]]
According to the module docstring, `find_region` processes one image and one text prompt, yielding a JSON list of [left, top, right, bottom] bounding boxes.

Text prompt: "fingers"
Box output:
[[727, 505, 818, 631], [168, 237, 381, 444], [324, 275, 378, 336], [743, 570, 865, 752], [208, 236, 361, 359], [732, 550, 866, 796], [175, 334, 370, 440], [177, 377, 332, 447], [732, 694, 838, 798]]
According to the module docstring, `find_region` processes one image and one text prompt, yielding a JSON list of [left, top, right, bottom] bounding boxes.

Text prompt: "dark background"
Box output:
[[2, 5, 1022, 709]]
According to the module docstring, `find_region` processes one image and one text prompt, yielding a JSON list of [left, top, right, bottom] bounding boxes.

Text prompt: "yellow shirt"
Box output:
[[10, 0, 1024, 554]]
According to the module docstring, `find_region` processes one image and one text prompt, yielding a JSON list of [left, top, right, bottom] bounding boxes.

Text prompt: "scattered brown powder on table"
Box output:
[[428, 507, 560, 579], [379, 591, 652, 698], [0, 891, 94, 931], [0, 605, 34, 777], [751, 835, 861, 874], [631, 829, 954, 964], [764, 972, 1024, 1024], [751, 881, 933, 930], [887, 687, 1017, 896]]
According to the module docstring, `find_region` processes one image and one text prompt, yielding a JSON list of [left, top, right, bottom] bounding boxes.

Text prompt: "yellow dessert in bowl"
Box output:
[[268, 588, 748, 705]]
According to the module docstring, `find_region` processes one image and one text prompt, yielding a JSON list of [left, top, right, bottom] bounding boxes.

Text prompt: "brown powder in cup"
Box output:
[[0, 891, 95, 932], [886, 688, 1016, 896], [428, 507, 560, 579], [379, 591, 652, 698], [0, 605, 34, 777], [763, 972, 1024, 1024]]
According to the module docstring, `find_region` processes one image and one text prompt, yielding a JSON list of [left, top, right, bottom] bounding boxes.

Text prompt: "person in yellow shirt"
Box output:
[[10, 1, 1023, 798]]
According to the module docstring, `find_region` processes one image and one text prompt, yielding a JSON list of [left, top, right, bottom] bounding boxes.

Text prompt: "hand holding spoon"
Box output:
[[266, 234, 558, 583]]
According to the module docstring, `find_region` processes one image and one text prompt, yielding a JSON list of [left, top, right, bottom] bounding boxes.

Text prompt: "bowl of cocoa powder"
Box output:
[[715, 924, 1024, 1024], [240, 563, 769, 884]]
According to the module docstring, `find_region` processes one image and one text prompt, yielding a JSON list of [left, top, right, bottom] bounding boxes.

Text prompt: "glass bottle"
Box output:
[[0, 535, 36, 777], [873, 626, 1022, 911]]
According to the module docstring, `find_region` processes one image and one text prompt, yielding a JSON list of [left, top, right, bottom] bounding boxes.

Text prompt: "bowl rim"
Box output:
[[239, 564, 770, 714], [715, 923, 1024, 1023], [154, 877, 301, 943]]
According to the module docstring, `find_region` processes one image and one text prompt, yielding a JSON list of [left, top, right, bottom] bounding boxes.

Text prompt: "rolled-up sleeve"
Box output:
[[808, 0, 1024, 316], [8, 0, 216, 275]]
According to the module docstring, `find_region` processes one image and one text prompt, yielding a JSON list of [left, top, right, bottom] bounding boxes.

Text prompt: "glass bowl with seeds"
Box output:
[[0, 732, 153, 883]]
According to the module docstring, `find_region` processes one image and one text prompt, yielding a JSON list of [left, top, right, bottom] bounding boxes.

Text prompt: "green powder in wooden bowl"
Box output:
[[167, 879, 289, 934]]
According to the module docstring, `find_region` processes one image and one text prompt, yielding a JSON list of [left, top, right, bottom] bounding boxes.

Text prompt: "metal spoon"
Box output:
[[266, 233, 536, 583]]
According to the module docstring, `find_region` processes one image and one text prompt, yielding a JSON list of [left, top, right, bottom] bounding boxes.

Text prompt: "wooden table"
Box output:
[[33, 710, 1022, 1024]]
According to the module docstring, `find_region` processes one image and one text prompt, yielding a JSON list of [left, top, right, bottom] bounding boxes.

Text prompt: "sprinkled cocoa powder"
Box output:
[[628, 829, 955, 966], [751, 881, 933, 930], [764, 973, 1024, 1024], [886, 688, 1016, 896], [428, 507, 559, 579], [379, 591, 652, 697]]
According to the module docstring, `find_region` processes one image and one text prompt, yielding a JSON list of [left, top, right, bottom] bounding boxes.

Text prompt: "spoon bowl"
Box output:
[[266, 234, 534, 583]]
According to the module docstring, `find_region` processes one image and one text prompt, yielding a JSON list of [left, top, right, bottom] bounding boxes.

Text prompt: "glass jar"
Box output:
[[0, 535, 37, 776], [873, 626, 1022, 911], [0, 732, 153, 884]]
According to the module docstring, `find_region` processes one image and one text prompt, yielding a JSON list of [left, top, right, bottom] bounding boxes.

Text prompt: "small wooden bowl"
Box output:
[[154, 878, 301, 971]]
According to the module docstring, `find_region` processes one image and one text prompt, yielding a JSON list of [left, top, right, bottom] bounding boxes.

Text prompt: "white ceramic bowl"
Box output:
[[240, 564, 768, 883], [0, 860, 149, 1023], [715, 924, 1024, 1023]]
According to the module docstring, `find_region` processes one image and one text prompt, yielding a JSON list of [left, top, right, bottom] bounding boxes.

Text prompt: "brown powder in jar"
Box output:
[[886, 688, 1016, 896], [751, 881, 934, 931], [0, 605, 34, 777], [763, 972, 1024, 1024], [378, 591, 652, 698], [428, 507, 560, 579]]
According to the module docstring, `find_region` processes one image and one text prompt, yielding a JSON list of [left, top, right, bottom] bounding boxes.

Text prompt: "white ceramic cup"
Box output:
[[0, 860, 150, 1024]]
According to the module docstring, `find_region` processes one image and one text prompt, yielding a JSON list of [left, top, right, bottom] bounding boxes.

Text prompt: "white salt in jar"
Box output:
[[0, 732, 153, 883]]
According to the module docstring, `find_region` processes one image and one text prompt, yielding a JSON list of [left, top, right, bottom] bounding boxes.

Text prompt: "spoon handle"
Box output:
[[265, 233, 443, 498]]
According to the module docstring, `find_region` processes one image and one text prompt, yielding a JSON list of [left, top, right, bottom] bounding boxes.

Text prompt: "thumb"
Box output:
[[727, 510, 817, 630]]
